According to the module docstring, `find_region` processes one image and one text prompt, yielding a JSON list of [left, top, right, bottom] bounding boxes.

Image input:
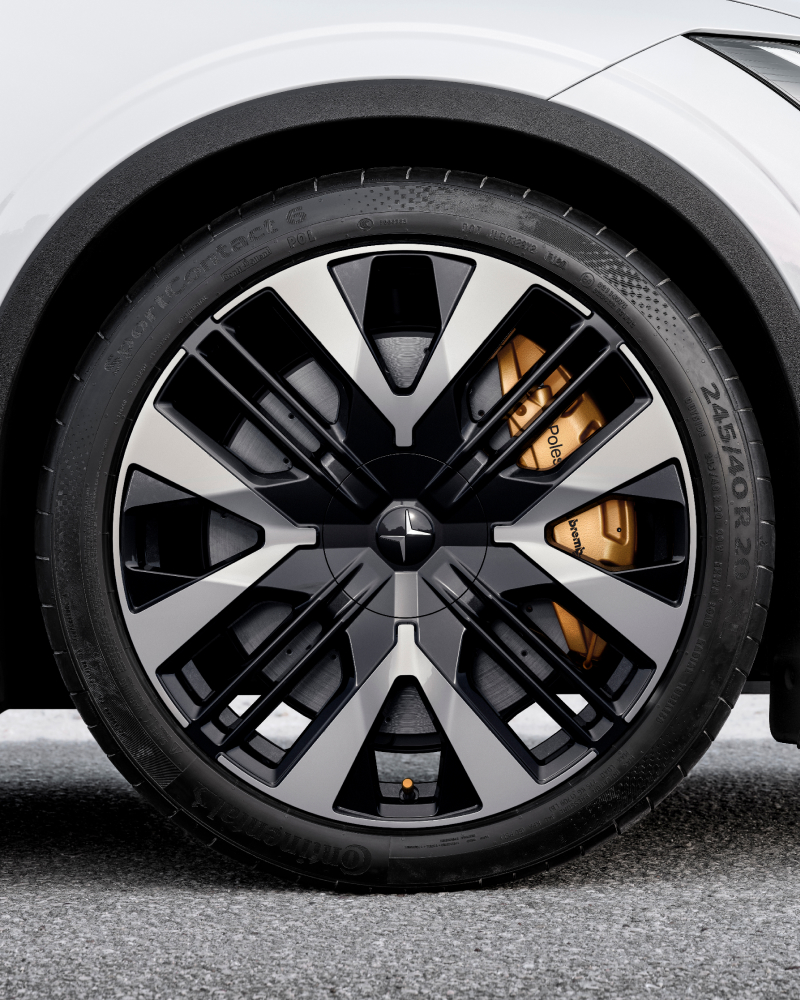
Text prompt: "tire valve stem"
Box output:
[[400, 778, 416, 801]]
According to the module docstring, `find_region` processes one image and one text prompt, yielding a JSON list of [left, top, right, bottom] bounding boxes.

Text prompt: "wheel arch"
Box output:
[[1, 78, 795, 709]]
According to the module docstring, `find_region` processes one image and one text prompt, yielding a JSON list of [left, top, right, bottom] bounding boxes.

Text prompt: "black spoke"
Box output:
[[216, 582, 381, 752], [190, 562, 361, 729], [182, 343, 383, 513], [426, 575, 595, 747], [434, 341, 616, 508], [426, 321, 590, 495], [213, 325, 386, 496], [451, 563, 621, 721]]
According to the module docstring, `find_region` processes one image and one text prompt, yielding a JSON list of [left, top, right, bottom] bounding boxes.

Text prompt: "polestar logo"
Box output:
[[376, 506, 435, 566]]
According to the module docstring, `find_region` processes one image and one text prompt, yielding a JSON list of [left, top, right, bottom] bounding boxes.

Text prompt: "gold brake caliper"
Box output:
[[493, 332, 637, 668], [550, 499, 636, 668], [496, 332, 604, 471]]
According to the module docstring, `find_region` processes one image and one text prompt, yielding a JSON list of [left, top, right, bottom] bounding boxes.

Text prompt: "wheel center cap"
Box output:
[[322, 452, 487, 618], [376, 506, 435, 566]]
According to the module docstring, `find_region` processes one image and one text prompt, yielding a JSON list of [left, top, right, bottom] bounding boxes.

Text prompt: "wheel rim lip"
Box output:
[[110, 239, 699, 828]]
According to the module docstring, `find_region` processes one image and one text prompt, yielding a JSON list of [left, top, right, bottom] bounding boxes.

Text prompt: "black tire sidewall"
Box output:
[[44, 175, 762, 889]]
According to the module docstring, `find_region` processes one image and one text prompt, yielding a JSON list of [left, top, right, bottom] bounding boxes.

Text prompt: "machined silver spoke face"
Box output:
[[261, 247, 546, 447], [112, 356, 317, 683], [239, 624, 541, 824], [113, 243, 696, 825]]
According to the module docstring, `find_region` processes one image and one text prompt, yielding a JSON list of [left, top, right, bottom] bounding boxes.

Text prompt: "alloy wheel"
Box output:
[[112, 242, 696, 827]]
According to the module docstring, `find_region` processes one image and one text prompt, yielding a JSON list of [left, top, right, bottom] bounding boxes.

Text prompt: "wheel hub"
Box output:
[[375, 505, 435, 567], [321, 452, 489, 618]]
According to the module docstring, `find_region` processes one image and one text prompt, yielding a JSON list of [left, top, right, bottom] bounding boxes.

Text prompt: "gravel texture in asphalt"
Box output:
[[0, 698, 798, 999]]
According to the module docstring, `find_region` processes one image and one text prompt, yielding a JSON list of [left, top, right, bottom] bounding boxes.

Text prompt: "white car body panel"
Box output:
[[555, 34, 800, 312], [727, 0, 800, 16], [2, 0, 800, 313]]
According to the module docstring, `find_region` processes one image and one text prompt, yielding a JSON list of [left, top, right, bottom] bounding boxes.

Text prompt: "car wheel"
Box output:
[[36, 167, 773, 890]]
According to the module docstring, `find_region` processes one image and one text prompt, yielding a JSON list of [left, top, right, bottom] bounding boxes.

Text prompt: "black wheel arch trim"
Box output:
[[3, 77, 795, 710]]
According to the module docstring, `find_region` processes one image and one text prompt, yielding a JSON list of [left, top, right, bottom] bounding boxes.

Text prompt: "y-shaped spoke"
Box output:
[[257, 624, 538, 821], [266, 246, 538, 447], [113, 355, 316, 677]]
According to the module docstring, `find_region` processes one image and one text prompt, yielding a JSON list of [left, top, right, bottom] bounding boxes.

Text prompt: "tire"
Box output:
[[35, 167, 774, 891]]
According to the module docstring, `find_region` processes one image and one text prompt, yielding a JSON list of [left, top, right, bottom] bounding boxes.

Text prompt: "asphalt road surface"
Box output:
[[1, 699, 798, 1000]]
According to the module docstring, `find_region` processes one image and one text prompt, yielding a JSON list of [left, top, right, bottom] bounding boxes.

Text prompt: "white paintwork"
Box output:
[[727, 0, 800, 17], [111, 353, 316, 711], [220, 242, 586, 446], [554, 34, 800, 317], [3, 1, 800, 319]]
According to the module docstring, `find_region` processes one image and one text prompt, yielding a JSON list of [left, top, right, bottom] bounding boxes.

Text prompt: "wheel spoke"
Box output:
[[430, 579, 596, 745], [123, 556, 296, 675], [515, 402, 679, 526], [124, 367, 306, 524], [264, 624, 537, 816], [215, 574, 385, 751], [215, 325, 384, 499], [494, 352, 691, 669], [453, 340, 614, 503], [268, 249, 536, 447], [426, 321, 590, 498], [190, 566, 358, 730], [180, 329, 384, 512], [116, 360, 316, 673], [457, 566, 620, 721], [529, 550, 684, 669]]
